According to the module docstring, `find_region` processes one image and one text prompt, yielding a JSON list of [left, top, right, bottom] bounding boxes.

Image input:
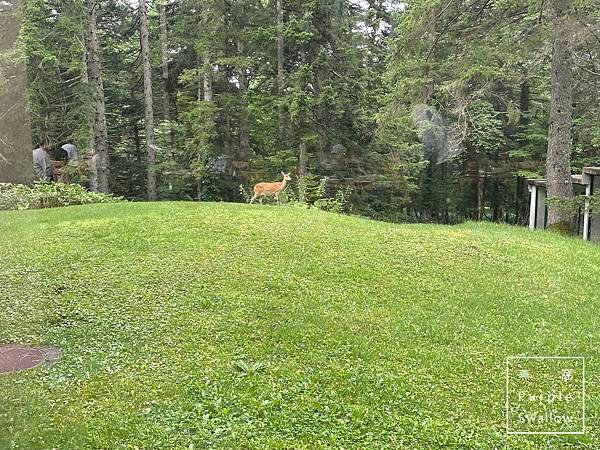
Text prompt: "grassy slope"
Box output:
[[1, 202, 599, 449]]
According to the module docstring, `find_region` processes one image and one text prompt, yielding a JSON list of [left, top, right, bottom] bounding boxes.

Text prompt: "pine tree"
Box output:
[[545, 0, 574, 229], [139, 0, 157, 200], [85, 0, 110, 192]]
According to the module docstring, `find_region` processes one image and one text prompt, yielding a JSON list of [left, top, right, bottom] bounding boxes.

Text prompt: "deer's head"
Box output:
[[281, 172, 292, 181]]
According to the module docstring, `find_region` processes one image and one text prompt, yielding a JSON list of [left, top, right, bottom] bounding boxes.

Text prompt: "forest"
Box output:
[[20, 0, 600, 224], [4, 1, 600, 447]]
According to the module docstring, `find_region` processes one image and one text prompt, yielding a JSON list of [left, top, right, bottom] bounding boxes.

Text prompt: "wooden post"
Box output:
[[583, 181, 591, 241], [587, 174, 599, 242], [528, 184, 537, 230]]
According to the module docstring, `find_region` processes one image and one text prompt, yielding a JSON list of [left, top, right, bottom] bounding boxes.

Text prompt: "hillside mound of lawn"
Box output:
[[1, 202, 599, 449]]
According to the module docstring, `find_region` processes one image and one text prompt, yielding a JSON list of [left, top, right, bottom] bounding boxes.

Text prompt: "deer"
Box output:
[[250, 172, 292, 205]]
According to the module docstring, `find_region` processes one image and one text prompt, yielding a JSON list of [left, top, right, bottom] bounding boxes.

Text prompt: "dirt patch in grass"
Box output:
[[0, 344, 60, 374]]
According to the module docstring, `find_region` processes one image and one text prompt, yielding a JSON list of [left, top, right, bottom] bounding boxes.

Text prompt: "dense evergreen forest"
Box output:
[[21, 0, 600, 224]]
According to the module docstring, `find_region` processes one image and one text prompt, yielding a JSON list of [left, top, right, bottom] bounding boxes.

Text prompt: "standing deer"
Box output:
[[250, 172, 292, 205]]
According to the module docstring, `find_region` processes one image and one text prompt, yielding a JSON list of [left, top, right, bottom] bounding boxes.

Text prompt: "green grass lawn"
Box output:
[[1, 202, 599, 449]]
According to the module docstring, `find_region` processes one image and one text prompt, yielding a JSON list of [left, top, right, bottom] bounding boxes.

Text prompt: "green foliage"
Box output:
[[19, 0, 600, 224], [22, 0, 90, 149], [0, 183, 123, 211], [238, 183, 251, 203], [545, 193, 600, 218], [313, 185, 353, 214], [465, 100, 505, 154], [182, 101, 218, 180], [155, 121, 196, 200], [380, 0, 600, 225], [301, 175, 327, 204], [375, 112, 427, 186]]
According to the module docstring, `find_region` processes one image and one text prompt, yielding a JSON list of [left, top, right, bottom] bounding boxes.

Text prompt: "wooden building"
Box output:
[[527, 167, 600, 242]]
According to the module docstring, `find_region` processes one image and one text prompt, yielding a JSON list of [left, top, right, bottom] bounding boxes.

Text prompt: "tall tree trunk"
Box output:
[[84, 0, 110, 192], [442, 161, 449, 223], [298, 141, 307, 201], [139, 0, 157, 200], [194, 54, 211, 200], [224, 110, 232, 157], [194, 61, 202, 200], [475, 162, 484, 221], [519, 79, 530, 127], [515, 78, 531, 224], [203, 55, 213, 102], [298, 45, 308, 202], [133, 121, 142, 166], [314, 66, 328, 170], [276, 0, 285, 141], [492, 175, 500, 221], [159, 2, 169, 123], [545, 0, 573, 230], [196, 54, 202, 101], [159, 2, 174, 159], [238, 41, 250, 174]]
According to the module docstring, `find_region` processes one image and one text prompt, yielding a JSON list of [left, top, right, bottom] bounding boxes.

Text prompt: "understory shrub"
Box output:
[[545, 193, 600, 234], [0, 183, 124, 211]]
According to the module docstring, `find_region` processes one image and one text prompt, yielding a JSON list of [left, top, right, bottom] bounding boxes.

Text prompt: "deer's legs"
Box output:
[[259, 195, 264, 204], [250, 194, 257, 204], [275, 193, 280, 205]]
